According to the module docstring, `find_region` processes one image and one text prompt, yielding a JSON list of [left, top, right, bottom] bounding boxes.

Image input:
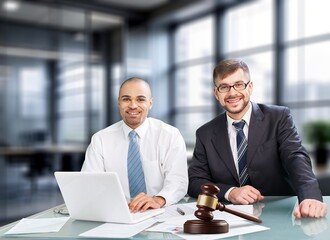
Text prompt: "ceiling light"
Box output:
[[3, 0, 20, 12]]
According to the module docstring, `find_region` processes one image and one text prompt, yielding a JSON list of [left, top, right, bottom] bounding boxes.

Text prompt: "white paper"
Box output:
[[5, 217, 70, 235], [147, 203, 269, 239], [155, 202, 196, 222], [79, 218, 157, 238], [175, 221, 269, 240]]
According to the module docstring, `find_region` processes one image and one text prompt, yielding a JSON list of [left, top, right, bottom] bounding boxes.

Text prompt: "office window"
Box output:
[[55, 7, 88, 144], [223, 0, 274, 104], [174, 63, 214, 108], [174, 16, 214, 63], [284, 41, 330, 103], [284, 0, 330, 41], [174, 112, 213, 145], [173, 15, 215, 145], [91, 65, 105, 133], [282, 0, 330, 144], [20, 67, 47, 118], [58, 93, 86, 112], [58, 65, 86, 113], [57, 62, 87, 143], [55, 9, 114, 144], [224, 0, 273, 53], [58, 116, 86, 142], [57, 58, 107, 143], [290, 107, 330, 141], [239, 52, 274, 104]]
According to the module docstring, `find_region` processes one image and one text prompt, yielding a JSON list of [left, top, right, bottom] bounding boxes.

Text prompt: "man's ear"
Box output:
[[213, 87, 219, 100], [248, 81, 253, 95], [149, 98, 153, 110]]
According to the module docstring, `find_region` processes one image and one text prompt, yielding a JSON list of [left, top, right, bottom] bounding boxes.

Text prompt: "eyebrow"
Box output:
[[120, 95, 147, 99], [219, 80, 245, 85]]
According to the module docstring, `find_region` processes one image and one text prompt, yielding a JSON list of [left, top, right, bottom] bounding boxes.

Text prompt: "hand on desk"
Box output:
[[128, 193, 166, 213], [228, 185, 265, 205], [293, 199, 327, 219]]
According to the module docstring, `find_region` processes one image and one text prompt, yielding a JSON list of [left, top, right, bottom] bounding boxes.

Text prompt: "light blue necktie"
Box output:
[[127, 130, 146, 198], [233, 120, 250, 186]]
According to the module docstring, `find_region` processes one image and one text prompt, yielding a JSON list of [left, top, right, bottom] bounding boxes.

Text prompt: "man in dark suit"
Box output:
[[188, 59, 327, 218]]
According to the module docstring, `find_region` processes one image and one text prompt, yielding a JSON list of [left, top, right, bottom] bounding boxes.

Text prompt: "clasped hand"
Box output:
[[228, 185, 327, 218], [228, 185, 264, 205], [128, 193, 166, 213], [293, 199, 327, 219]]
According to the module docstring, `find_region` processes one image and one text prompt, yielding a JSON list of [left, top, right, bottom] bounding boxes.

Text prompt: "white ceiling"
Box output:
[[95, 0, 169, 10], [0, 0, 170, 31]]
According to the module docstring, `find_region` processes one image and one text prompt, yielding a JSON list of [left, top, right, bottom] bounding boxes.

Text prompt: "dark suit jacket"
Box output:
[[188, 102, 322, 203]]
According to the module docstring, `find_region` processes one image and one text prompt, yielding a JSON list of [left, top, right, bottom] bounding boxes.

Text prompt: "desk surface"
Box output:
[[0, 196, 329, 240]]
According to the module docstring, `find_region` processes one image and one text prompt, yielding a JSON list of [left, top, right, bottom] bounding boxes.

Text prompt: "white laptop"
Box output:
[[54, 171, 165, 224]]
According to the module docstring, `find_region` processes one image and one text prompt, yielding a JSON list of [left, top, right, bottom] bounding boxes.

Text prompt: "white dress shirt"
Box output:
[[225, 102, 252, 200], [81, 117, 188, 206]]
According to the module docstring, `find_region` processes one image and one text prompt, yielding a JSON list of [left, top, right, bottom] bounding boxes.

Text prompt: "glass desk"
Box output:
[[0, 196, 329, 239]]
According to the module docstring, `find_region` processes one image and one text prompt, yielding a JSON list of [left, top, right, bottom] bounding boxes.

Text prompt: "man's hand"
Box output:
[[228, 185, 264, 204], [128, 193, 166, 212], [293, 199, 327, 218]]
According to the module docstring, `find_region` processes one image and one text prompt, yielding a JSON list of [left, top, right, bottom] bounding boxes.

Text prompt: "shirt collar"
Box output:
[[122, 118, 149, 139], [227, 101, 252, 128]]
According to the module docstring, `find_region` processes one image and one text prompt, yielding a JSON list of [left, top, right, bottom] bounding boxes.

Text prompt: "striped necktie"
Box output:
[[127, 130, 146, 198], [233, 120, 250, 186]]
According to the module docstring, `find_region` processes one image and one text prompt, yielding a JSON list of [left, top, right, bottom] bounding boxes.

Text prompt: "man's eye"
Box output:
[[122, 98, 130, 102], [137, 98, 146, 102], [235, 83, 244, 88], [220, 85, 229, 90]]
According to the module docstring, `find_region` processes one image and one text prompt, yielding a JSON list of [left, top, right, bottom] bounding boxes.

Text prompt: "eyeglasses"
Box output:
[[216, 81, 250, 93]]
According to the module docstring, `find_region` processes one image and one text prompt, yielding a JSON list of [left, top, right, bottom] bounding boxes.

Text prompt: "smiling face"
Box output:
[[213, 68, 253, 120], [118, 79, 153, 129]]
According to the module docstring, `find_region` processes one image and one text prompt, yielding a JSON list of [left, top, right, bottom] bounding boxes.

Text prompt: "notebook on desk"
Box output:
[[54, 171, 164, 224]]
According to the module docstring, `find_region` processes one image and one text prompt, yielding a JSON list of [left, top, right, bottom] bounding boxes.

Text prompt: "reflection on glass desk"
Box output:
[[0, 196, 329, 240]]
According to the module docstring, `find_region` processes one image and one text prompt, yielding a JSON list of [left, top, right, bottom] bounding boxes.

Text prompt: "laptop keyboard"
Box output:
[[131, 209, 163, 220]]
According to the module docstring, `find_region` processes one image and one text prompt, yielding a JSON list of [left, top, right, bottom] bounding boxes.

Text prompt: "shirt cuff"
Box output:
[[225, 187, 236, 201], [153, 195, 166, 208]]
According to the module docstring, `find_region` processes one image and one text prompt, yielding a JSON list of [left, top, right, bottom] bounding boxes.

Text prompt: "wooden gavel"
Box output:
[[195, 183, 262, 223], [184, 183, 262, 234]]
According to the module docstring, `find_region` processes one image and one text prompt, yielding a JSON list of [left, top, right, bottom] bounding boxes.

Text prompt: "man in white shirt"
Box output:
[[82, 77, 188, 212]]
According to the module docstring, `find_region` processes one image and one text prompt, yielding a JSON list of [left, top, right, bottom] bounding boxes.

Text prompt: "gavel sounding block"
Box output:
[[183, 219, 229, 234]]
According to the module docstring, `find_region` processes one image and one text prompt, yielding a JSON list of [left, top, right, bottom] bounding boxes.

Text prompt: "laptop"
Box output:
[[54, 171, 165, 224]]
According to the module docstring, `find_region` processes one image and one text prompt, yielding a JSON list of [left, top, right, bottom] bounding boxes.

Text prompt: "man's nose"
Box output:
[[129, 100, 138, 107]]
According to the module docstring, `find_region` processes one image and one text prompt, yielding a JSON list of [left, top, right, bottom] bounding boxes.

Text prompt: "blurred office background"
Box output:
[[1, 0, 330, 225]]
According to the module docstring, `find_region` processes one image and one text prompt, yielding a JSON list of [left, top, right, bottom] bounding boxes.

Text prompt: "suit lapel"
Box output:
[[247, 102, 265, 164], [211, 114, 239, 183]]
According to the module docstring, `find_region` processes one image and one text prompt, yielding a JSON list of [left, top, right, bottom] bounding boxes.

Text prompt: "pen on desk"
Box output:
[[177, 207, 185, 215]]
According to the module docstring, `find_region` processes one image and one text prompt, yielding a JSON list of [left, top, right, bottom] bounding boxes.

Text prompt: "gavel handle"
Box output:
[[217, 203, 262, 223]]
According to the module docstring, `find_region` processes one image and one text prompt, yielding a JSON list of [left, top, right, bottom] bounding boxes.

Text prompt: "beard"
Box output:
[[222, 95, 250, 116]]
